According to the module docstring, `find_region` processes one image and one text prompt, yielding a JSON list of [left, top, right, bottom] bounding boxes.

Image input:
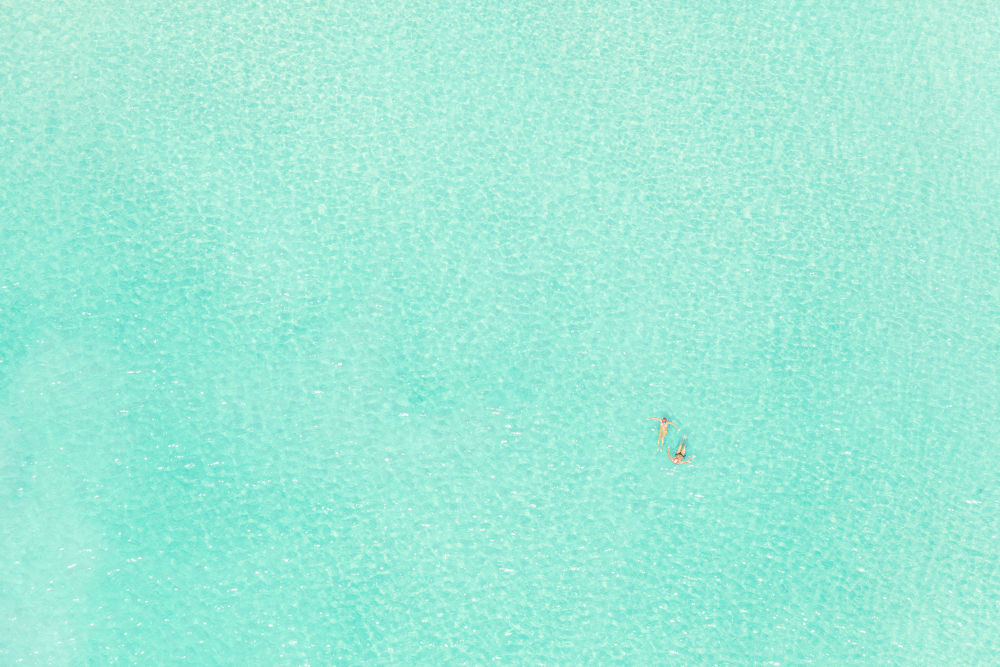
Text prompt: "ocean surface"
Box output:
[[2, 1, 998, 664]]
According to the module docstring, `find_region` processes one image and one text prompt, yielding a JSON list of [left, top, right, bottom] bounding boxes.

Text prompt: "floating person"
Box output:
[[670, 437, 694, 465], [648, 417, 677, 452]]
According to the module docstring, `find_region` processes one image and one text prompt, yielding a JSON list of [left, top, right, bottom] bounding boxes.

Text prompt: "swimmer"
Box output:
[[670, 437, 694, 465], [648, 417, 677, 452]]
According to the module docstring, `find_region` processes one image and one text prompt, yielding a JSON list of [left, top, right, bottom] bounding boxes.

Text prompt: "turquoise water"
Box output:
[[2, 1, 999, 663]]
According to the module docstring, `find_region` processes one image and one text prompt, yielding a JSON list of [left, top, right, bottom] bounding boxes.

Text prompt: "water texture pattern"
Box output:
[[2, 1, 999, 664]]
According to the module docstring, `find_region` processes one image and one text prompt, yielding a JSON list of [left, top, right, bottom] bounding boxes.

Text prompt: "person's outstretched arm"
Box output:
[[680, 457, 694, 464]]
